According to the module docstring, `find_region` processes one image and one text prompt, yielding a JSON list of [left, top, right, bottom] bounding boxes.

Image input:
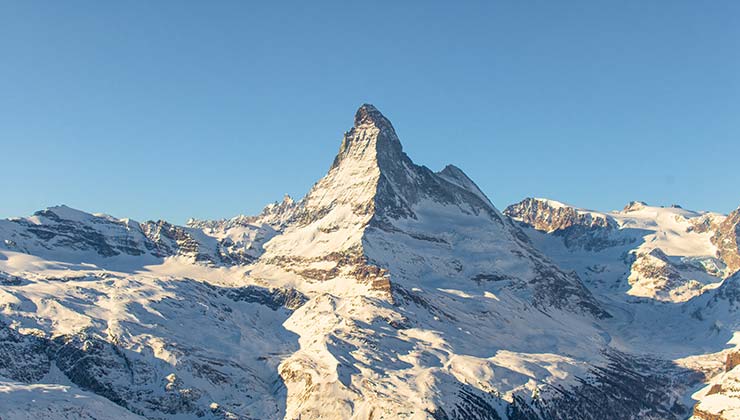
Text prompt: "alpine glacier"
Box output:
[[0, 105, 738, 420]]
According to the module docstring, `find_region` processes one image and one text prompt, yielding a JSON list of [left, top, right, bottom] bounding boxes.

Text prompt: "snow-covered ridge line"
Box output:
[[1, 105, 739, 420], [504, 197, 740, 301], [504, 197, 616, 233]]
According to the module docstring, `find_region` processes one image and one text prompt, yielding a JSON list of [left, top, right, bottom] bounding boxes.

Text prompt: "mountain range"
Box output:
[[1, 105, 738, 420]]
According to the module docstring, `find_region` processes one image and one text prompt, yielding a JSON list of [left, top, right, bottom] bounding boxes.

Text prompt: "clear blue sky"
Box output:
[[1, 1, 738, 223]]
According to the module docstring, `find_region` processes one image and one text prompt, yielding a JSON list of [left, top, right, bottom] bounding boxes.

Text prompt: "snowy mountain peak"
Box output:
[[622, 200, 648, 212], [32, 204, 100, 223], [353, 103, 392, 129], [251, 106, 607, 317], [504, 197, 615, 234], [331, 104, 403, 172]]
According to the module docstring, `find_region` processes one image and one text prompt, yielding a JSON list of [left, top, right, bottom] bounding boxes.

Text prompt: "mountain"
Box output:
[[252, 105, 605, 317], [504, 198, 730, 302], [0, 105, 737, 419], [505, 197, 740, 420], [0, 204, 247, 266], [713, 207, 740, 274]]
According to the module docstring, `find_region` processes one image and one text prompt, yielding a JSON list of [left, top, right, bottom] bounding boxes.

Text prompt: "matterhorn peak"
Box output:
[[328, 104, 406, 180], [353, 103, 392, 128]]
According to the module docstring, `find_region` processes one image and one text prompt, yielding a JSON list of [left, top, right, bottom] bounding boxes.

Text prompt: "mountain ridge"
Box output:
[[0, 105, 738, 420]]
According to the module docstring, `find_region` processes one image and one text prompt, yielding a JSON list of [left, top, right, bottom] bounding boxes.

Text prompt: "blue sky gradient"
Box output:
[[1, 1, 738, 223]]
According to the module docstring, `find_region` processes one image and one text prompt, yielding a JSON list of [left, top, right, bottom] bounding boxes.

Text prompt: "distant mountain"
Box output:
[[506, 197, 740, 419], [0, 105, 737, 420], [505, 197, 732, 302]]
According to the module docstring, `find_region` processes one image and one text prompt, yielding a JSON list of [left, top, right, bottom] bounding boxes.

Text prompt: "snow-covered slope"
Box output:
[[0, 105, 734, 419], [0, 379, 146, 420], [505, 198, 730, 302], [505, 197, 740, 419], [0, 195, 304, 271]]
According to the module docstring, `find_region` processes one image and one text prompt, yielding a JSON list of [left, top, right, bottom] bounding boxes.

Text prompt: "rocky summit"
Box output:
[[1, 105, 738, 420]]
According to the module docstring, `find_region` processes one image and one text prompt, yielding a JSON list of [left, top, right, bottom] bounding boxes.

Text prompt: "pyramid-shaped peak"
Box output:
[[354, 104, 393, 129], [330, 104, 404, 170]]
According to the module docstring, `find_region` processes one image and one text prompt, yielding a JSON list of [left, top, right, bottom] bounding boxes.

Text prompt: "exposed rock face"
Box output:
[[510, 351, 698, 420], [688, 213, 723, 234], [712, 206, 740, 275], [727, 352, 740, 374], [140, 220, 220, 263], [627, 248, 715, 302], [692, 350, 740, 420], [0, 204, 277, 267], [504, 198, 627, 251], [505, 197, 731, 300], [1, 206, 151, 258], [0, 319, 49, 383], [221, 284, 308, 310], [505, 198, 616, 233]]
